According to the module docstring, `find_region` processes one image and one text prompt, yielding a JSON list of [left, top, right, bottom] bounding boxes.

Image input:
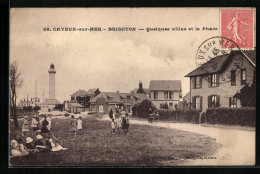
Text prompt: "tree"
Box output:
[[237, 83, 256, 107], [10, 61, 23, 130], [132, 99, 155, 118]]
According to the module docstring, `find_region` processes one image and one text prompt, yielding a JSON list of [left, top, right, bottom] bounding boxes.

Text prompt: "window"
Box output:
[[241, 69, 246, 85], [194, 76, 202, 89], [164, 91, 169, 99], [192, 96, 202, 110], [154, 91, 158, 99], [208, 95, 220, 107], [195, 97, 201, 110], [164, 91, 173, 100], [210, 73, 218, 87], [231, 70, 236, 86], [229, 97, 237, 108], [169, 92, 172, 99]]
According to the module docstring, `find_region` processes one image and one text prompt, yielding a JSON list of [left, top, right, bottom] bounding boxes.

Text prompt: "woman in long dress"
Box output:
[[22, 116, 30, 137], [46, 116, 52, 131], [68, 115, 78, 138], [41, 115, 50, 137]]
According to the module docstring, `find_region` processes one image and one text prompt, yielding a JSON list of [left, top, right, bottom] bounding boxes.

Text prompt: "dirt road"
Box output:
[[102, 115, 255, 166]]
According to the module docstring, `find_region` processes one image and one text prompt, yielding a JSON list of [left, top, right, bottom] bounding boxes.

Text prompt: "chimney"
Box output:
[[139, 81, 143, 89], [117, 90, 119, 93]]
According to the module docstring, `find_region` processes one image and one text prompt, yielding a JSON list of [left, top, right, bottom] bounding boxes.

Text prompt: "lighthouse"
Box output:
[[39, 63, 62, 111], [48, 63, 56, 99]]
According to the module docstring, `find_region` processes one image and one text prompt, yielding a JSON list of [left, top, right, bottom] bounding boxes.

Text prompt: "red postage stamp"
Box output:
[[221, 9, 254, 49]]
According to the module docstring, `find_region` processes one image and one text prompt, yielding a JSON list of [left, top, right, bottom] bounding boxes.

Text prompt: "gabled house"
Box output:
[[71, 90, 88, 106], [90, 92, 149, 114], [130, 81, 150, 97], [182, 91, 191, 109], [185, 50, 256, 112], [70, 88, 101, 107], [149, 80, 182, 109]]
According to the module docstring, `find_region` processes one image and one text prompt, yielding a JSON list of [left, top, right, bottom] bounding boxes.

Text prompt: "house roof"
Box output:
[[39, 99, 62, 105], [185, 50, 256, 77], [86, 88, 97, 95], [71, 90, 88, 97], [90, 92, 130, 103], [183, 92, 190, 102], [149, 80, 182, 91], [130, 88, 150, 94], [68, 102, 85, 107], [241, 50, 256, 66], [185, 54, 230, 77], [90, 92, 148, 104]]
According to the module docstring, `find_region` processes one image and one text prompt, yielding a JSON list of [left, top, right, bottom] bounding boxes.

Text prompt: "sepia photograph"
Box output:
[[9, 8, 256, 166]]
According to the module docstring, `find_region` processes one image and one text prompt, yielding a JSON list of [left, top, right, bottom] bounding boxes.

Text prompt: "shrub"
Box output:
[[206, 107, 255, 127], [157, 109, 200, 124], [201, 112, 206, 123], [34, 106, 40, 110], [64, 113, 70, 117], [132, 99, 156, 118]]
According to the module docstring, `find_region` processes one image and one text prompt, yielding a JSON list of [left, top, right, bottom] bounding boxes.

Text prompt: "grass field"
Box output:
[[10, 115, 219, 166]]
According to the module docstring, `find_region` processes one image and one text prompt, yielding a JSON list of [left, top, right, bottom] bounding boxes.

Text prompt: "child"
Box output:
[[22, 116, 30, 137], [25, 137, 37, 153], [116, 115, 122, 134], [77, 116, 83, 135], [31, 116, 39, 138], [46, 116, 52, 131], [111, 118, 116, 134], [34, 135, 47, 152], [45, 133, 68, 152], [121, 115, 127, 134], [125, 113, 130, 134]]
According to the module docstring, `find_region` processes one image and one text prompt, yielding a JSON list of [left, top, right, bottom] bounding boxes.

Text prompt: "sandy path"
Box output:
[[101, 115, 255, 166]]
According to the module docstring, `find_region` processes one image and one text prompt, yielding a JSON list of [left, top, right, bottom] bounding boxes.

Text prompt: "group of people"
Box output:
[[10, 114, 68, 157], [22, 115, 52, 138], [109, 107, 130, 135], [68, 115, 83, 139]]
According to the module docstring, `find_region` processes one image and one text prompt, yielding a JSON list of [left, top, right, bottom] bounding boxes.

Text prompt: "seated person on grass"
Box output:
[[10, 134, 29, 157], [34, 135, 47, 152], [25, 137, 38, 153], [45, 132, 68, 152]]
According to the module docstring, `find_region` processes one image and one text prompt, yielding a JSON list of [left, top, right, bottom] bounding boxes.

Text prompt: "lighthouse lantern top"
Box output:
[[48, 63, 56, 73], [50, 63, 55, 69]]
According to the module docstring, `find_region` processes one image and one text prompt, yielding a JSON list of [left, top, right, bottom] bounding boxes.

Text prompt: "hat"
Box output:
[[26, 137, 33, 143], [36, 135, 43, 140], [24, 116, 28, 119]]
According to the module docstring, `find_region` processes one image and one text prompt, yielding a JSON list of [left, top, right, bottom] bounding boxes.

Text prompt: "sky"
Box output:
[[10, 8, 220, 102]]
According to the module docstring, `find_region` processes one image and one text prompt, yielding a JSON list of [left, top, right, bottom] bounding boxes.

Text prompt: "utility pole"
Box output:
[[35, 80, 37, 98], [43, 88, 44, 102], [27, 93, 28, 107]]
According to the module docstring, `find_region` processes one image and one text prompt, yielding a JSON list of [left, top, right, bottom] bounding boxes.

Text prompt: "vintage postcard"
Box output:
[[9, 8, 256, 166]]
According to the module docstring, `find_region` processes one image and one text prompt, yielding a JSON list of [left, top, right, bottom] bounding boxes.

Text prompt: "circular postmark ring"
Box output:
[[195, 36, 243, 85]]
